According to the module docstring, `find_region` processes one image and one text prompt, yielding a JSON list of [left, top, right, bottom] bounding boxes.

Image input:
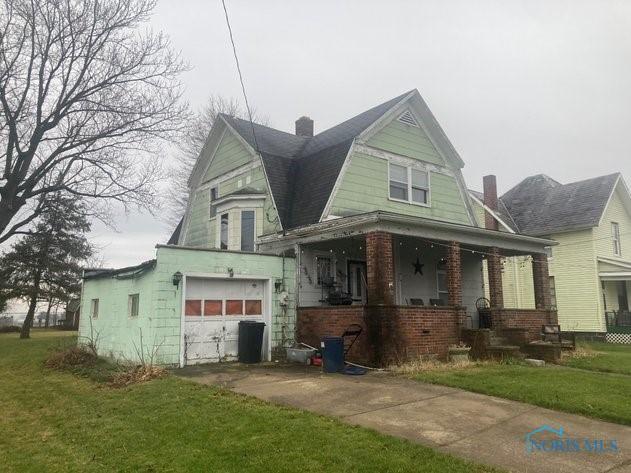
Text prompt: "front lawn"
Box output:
[[408, 349, 631, 426], [562, 341, 631, 375], [0, 331, 496, 473]]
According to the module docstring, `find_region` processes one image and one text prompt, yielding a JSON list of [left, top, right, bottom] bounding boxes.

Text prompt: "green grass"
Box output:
[[409, 352, 631, 426], [562, 341, 631, 375], [0, 331, 497, 473]]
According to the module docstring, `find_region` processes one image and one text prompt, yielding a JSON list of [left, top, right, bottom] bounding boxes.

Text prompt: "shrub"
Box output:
[[0, 326, 21, 333], [45, 346, 98, 370]]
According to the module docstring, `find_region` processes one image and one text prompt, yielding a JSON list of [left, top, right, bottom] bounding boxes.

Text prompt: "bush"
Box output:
[[0, 326, 21, 333], [45, 345, 98, 370]]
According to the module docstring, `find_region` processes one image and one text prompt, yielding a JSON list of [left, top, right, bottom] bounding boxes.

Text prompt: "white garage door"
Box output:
[[183, 277, 268, 364]]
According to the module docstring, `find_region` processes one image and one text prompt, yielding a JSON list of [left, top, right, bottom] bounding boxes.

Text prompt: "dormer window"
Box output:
[[388, 163, 430, 206]]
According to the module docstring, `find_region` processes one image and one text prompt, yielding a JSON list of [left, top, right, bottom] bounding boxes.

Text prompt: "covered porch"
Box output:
[[259, 212, 558, 365], [600, 259, 631, 335]]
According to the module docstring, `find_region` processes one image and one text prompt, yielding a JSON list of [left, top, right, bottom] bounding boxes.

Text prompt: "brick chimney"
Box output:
[[295, 116, 314, 137], [483, 175, 499, 230]]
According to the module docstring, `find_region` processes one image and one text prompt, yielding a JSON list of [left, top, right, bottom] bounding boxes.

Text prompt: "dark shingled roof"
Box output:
[[220, 91, 413, 229], [500, 173, 620, 236]]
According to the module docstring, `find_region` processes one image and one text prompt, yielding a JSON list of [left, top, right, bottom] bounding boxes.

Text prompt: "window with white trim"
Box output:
[[128, 294, 139, 317], [240, 210, 255, 252], [220, 213, 229, 250], [90, 299, 99, 319], [388, 163, 429, 205], [209, 187, 218, 218], [315, 256, 334, 286], [612, 222, 621, 256]]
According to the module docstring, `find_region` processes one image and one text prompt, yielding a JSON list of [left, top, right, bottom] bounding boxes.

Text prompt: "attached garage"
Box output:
[[79, 245, 295, 366], [182, 276, 271, 364]]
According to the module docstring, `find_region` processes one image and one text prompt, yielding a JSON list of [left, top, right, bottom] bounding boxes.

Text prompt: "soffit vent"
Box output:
[[397, 110, 419, 127]]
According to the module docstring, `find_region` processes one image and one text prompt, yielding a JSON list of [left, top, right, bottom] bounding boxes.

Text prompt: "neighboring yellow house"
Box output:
[[470, 173, 631, 335]]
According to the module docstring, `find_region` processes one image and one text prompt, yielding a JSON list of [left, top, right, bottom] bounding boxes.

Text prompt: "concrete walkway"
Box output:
[[177, 364, 631, 473]]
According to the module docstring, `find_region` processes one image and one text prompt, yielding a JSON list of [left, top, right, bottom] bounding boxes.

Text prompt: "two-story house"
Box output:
[[80, 90, 558, 366], [471, 173, 631, 341]]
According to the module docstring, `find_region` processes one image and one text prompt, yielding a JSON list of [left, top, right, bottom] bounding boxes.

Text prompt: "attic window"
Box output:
[[397, 110, 419, 127]]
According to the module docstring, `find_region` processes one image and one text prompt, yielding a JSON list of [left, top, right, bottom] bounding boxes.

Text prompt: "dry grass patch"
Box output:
[[108, 364, 167, 388], [390, 357, 499, 375], [562, 344, 603, 361], [44, 345, 98, 370]]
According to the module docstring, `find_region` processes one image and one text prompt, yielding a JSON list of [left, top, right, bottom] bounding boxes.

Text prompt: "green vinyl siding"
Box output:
[[203, 132, 253, 182], [329, 151, 469, 224], [593, 186, 631, 261], [183, 187, 211, 247], [366, 119, 445, 166]]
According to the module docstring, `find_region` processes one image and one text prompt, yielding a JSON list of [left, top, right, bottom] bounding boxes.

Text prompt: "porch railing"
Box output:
[[606, 310, 631, 333]]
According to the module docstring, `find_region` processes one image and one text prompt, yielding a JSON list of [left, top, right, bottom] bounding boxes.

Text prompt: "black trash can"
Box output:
[[321, 336, 345, 373], [238, 320, 266, 363]]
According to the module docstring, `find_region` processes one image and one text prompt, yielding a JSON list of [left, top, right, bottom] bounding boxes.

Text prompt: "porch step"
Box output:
[[486, 345, 523, 360], [489, 336, 509, 347]]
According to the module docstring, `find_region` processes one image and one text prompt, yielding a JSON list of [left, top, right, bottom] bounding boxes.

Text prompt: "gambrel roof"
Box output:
[[500, 173, 627, 236], [221, 90, 413, 229]]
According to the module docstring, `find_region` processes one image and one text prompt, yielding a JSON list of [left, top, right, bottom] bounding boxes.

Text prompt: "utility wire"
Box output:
[[220, 0, 261, 154]]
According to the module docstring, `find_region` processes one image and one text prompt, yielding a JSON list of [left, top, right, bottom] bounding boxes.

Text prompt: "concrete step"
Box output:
[[489, 336, 509, 347], [486, 345, 523, 360]]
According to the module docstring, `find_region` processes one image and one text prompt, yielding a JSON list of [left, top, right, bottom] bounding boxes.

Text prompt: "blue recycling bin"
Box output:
[[321, 336, 344, 373]]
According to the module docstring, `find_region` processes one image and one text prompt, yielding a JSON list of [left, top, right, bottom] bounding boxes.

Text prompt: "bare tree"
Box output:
[[0, 0, 189, 244], [166, 95, 267, 226]]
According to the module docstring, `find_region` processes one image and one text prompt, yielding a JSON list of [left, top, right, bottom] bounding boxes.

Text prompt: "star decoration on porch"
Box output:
[[413, 257, 424, 275]]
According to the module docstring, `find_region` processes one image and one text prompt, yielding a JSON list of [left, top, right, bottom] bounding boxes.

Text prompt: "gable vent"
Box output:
[[397, 110, 419, 127]]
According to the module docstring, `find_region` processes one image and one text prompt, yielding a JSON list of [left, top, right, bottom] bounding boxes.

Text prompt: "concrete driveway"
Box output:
[[177, 364, 631, 473]]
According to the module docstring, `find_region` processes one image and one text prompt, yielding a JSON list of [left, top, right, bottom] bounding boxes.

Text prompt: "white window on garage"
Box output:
[[128, 294, 139, 317], [90, 298, 99, 318]]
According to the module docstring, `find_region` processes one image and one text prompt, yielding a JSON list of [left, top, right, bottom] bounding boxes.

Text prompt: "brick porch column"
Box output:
[[487, 247, 504, 309], [532, 253, 552, 310], [365, 232, 395, 305], [446, 241, 462, 306]]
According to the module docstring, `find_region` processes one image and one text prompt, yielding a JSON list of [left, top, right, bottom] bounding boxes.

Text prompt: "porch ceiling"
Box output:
[[258, 211, 556, 255]]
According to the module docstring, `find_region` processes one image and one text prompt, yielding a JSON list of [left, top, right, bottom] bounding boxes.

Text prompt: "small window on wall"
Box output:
[[411, 169, 429, 205], [389, 163, 408, 201], [209, 187, 218, 218], [204, 300, 222, 316], [241, 210, 255, 252], [612, 222, 621, 256], [128, 294, 139, 317], [185, 300, 202, 316], [220, 213, 229, 250], [316, 256, 334, 286], [226, 300, 243, 315], [90, 299, 99, 318]]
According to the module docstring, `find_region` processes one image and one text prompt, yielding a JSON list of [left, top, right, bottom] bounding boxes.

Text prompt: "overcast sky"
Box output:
[[90, 0, 631, 268]]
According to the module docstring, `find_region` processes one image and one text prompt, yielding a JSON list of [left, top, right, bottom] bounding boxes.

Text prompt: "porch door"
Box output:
[[348, 261, 367, 303]]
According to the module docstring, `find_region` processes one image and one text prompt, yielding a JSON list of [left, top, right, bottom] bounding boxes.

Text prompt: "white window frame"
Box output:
[[388, 162, 431, 207], [209, 186, 218, 219], [612, 222, 622, 256], [240, 209, 256, 252], [220, 213, 229, 250], [90, 298, 99, 319], [436, 267, 449, 302], [128, 294, 140, 317]]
